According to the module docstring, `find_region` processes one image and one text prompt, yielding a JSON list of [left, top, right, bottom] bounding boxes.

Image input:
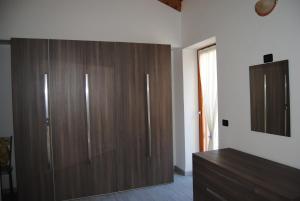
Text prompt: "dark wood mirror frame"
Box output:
[[249, 60, 290, 137]]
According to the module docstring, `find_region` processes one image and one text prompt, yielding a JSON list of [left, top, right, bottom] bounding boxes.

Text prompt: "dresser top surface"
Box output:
[[193, 148, 300, 199]]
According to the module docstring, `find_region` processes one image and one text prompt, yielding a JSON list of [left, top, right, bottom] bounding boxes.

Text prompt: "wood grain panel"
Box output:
[[11, 38, 54, 201], [115, 42, 148, 191], [146, 44, 173, 185], [249, 66, 265, 133], [72, 174, 192, 201], [158, 0, 182, 11], [115, 43, 173, 191], [85, 41, 118, 195], [12, 39, 174, 200], [49, 40, 90, 200], [266, 61, 290, 136]]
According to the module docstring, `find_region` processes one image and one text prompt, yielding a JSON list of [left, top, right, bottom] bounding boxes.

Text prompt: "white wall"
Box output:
[[172, 48, 186, 170], [0, 0, 181, 189], [0, 0, 181, 47], [182, 0, 300, 169], [182, 49, 199, 173]]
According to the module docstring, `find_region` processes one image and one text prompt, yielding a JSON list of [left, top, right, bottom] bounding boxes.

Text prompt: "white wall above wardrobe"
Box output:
[[0, 0, 181, 47]]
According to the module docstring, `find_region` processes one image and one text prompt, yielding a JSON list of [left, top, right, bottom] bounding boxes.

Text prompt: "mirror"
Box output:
[[249, 60, 290, 137]]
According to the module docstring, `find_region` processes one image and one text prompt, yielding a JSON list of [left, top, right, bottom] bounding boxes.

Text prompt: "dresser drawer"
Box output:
[[193, 158, 266, 201], [194, 179, 227, 201], [195, 156, 255, 191], [193, 149, 300, 201], [197, 188, 227, 201], [254, 186, 288, 201]]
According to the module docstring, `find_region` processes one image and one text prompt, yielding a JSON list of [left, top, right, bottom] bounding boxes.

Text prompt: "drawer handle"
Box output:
[[206, 188, 228, 201]]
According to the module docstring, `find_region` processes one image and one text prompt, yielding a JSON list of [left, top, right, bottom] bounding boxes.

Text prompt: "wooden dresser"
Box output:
[[193, 148, 300, 201]]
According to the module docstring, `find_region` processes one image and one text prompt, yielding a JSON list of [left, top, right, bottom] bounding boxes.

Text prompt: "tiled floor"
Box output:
[[72, 174, 193, 201]]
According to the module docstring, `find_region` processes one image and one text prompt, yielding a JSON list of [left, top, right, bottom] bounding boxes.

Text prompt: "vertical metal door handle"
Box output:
[[264, 74, 267, 133], [284, 74, 288, 136], [44, 74, 51, 167], [85, 74, 92, 162], [146, 74, 152, 158]]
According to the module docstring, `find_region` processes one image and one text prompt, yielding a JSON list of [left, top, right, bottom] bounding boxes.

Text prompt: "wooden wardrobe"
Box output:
[[11, 38, 173, 201]]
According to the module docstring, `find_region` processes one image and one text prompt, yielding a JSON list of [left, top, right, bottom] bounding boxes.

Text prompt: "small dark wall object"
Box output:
[[222, 120, 229, 127], [264, 54, 273, 63], [249, 60, 290, 137]]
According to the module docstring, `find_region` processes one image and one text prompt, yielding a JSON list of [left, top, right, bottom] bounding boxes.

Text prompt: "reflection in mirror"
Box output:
[[249, 60, 290, 137]]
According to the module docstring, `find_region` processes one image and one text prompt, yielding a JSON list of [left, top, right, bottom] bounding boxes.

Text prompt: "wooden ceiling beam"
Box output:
[[158, 0, 183, 12]]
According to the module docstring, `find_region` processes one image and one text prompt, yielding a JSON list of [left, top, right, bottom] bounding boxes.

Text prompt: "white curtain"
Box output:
[[199, 46, 219, 150]]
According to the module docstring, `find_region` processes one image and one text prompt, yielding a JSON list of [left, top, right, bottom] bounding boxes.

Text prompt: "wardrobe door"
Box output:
[[249, 67, 266, 133], [145, 44, 173, 185], [266, 61, 290, 136], [115, 43, 148, 191], [85, 41, 118, 195], [49, 40, 89, 200], [11, 39, 54, 201]]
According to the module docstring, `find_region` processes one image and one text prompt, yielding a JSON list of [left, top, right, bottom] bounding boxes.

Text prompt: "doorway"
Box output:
[[197, 44, 219, 152]]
